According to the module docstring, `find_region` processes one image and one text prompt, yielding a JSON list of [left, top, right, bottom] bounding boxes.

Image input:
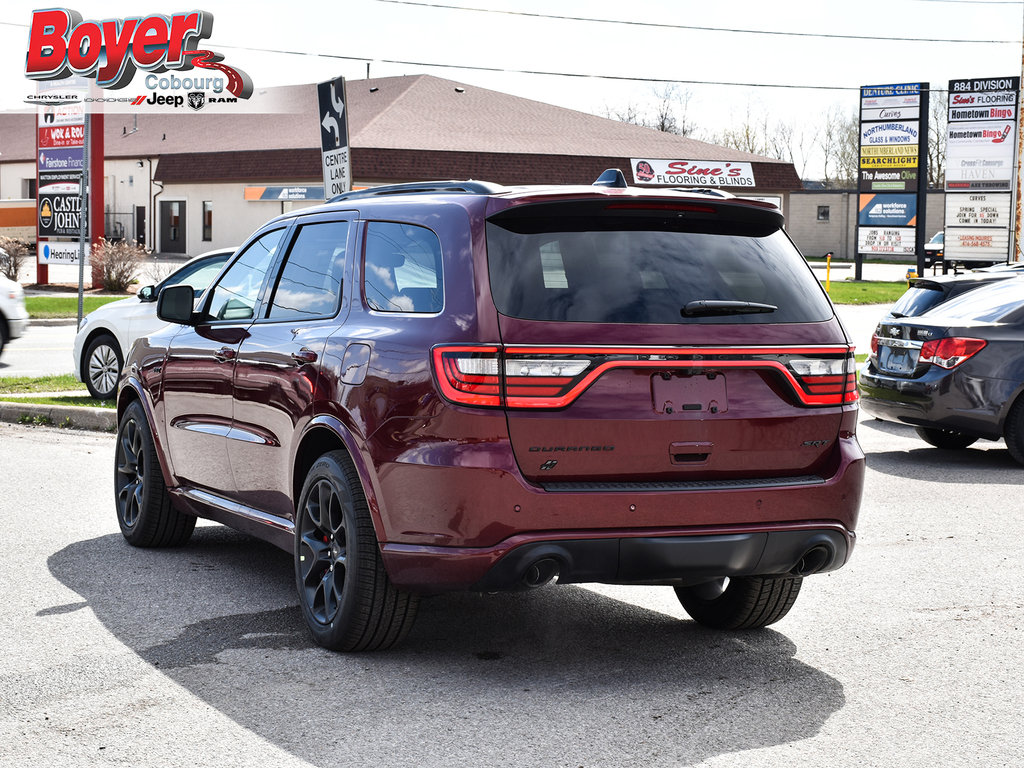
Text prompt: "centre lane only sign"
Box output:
[[317, 76, 350, 199]]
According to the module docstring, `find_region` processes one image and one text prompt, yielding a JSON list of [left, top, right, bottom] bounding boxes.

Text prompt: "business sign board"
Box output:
[[37, 190, 83, 237], [244, 185, 325, 201], [858, 194, 917, 227], [857, 227, 916, 255], [317, 76, 350, 199], [630, 159, 756, 187], [857, 83, 928, 259], [944, 77, 1019, 262], [38, 241, 89, 265]]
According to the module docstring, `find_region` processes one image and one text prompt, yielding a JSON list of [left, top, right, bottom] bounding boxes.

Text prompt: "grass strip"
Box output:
[[0, 394, 115, 408], [0, 374, 84, 394], [825, 280, 906, 305], [26, 295, 127, 319]]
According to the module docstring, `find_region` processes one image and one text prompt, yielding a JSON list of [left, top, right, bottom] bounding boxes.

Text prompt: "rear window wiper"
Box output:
[[682, 300, 778, 317]]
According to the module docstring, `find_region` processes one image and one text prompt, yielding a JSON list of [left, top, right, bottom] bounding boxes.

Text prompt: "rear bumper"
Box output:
[[381, 522, 855, 593]]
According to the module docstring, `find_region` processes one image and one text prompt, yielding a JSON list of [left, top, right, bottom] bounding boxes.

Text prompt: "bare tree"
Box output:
[[927, 89, 947, 188], [820, 105, 859, 188], [605, 84, 695, 137], [711, 105, 817, 177]]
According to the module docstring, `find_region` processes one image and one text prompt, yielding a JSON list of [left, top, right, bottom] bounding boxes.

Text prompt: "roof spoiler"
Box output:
[[328, 179, 504, 203]]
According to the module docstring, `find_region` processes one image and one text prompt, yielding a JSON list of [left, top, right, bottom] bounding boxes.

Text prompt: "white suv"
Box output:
[[0, 272, 29, 361]]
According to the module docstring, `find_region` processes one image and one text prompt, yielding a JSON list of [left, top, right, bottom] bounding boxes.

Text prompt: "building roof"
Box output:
[[0, 75, 801, 189]]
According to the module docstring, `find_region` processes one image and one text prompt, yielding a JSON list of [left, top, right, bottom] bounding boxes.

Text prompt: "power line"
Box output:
[[375, 0, 1021, 44]]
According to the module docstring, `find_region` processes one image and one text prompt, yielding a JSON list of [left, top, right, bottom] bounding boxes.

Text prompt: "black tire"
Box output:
[[114, 400, 195, 547], [294, 450, 418, 651], [1004, 396, 1024, 465], [84, 333, 123, 400], [675, 576, 802, 630], [914, 426, 978, 450], [0, 319, 7, 360]]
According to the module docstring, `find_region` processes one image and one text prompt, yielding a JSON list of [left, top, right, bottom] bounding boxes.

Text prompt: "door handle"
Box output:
[[215, 346, 236, 362], [291, 347, 318, 364]]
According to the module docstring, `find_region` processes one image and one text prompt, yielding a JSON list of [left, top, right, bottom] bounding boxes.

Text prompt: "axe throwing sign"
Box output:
[[318, 77, 350, 199]]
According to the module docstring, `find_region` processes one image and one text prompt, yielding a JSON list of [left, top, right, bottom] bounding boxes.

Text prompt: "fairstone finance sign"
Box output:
[[630, 159, 755, 187]]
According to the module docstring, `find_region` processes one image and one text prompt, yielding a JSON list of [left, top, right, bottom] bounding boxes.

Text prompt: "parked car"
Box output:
[[860, 276, 1024, 456], [923, 230, 943, 267], [0, 272, 29, 360], [115, 175, 864, 651], [73, 248, 234, 399], [882, 271, 1020, 323]]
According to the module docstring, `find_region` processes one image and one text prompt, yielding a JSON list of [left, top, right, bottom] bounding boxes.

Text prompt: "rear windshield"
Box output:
[[486, 208, 833, 324], [890, 285, 945, 318]]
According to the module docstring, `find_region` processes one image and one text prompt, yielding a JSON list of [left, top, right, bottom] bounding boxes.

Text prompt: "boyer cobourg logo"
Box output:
[[24, 8, 252, 99]]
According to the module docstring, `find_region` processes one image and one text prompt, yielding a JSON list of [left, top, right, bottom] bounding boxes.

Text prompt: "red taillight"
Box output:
[[787, 353, 859, 404], [870, 333, 879, 357], [433, 345, 858, 409], [919, 337, 986, 369]]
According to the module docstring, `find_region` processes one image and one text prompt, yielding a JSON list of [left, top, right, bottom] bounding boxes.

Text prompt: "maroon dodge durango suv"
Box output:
[[115, 173, 864, 651]]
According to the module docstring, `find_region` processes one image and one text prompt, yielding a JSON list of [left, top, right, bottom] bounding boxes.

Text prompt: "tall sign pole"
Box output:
[[945, 76, 1020, 269], [1016, 11, 1024, 261], [856, 83, 928, 279]]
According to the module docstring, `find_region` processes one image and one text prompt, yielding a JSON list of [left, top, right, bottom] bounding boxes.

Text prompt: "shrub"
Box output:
[[92, 238, 147, 292], [0, 237, 29, 281]]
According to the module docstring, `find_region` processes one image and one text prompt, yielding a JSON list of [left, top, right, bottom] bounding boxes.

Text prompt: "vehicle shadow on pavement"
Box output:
[[48, 525, 844, 767]]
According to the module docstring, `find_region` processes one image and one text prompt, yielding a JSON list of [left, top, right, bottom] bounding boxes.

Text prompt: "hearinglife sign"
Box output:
[[944, 76, 1020, 264], [856, 82, 930, 276]]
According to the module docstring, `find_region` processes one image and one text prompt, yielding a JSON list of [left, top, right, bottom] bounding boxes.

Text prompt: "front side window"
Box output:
[[267, 221, 349, 320], [206, 229, 284, 321], [363, 222, 443, 313]]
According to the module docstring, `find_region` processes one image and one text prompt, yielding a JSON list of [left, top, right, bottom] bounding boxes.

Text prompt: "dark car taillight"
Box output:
[[433, 345, 857, 409], [919, 337, 986, 369]]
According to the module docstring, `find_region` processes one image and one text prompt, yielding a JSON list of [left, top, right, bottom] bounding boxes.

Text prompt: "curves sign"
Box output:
[[24, 8, 252, 99]]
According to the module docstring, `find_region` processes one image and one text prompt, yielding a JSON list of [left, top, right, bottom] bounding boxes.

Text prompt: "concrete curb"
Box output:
[[29, 318, 79, 327], [0, 401, 116, 432]]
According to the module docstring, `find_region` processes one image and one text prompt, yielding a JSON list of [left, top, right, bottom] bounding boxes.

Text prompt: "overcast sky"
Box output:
[[1, 0, 1022, 178]]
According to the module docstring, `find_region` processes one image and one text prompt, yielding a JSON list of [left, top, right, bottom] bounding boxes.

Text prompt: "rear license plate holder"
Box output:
[[651, 373, 727, 415]]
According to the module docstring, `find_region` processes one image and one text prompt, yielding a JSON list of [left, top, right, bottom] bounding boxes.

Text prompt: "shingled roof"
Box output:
[[0, 75, 801, 190]]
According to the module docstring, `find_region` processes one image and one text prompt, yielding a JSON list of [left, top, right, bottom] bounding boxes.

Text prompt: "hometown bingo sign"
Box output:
[[24, 8, 252, 99]]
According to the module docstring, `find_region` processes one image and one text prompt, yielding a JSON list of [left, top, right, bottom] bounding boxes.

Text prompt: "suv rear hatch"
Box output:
[[455, 196, 855, 486]]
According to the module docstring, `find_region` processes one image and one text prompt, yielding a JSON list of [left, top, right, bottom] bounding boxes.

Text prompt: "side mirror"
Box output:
[[157, 283, 197, 325], [137, 284, 156, 302]]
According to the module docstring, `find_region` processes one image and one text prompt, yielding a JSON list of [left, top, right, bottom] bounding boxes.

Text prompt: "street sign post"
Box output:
[[317, 76, 350, 199]]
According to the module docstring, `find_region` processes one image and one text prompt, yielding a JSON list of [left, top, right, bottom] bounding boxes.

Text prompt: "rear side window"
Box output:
[[486, 207, 832, 324], [268, 221, 348, 320], [363, 222, 443, 313]]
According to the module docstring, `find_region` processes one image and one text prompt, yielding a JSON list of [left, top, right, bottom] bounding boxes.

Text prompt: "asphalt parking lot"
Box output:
[[0, 411, 1021, 768]]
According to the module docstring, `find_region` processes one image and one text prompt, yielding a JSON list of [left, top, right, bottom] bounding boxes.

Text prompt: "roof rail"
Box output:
[[328, 180, 504, 203]]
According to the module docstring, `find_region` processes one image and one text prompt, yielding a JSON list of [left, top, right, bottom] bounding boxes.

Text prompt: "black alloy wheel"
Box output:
[[114, 400, 195, 547], [295, 451, 418, 651]]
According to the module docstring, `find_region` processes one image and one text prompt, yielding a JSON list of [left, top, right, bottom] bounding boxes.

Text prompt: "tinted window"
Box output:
[[268, 221, 349, 320], [890, 286, 945, 318], [206, 230, 283, 321], [486, 211, 832, 324], [364, 222, 443, 313], [161, 252, 231, 298]]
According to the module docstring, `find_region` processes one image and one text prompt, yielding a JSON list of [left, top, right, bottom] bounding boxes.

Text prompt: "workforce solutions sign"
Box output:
[[857, 83, 928, 262], [944, 76, 1019, 263]]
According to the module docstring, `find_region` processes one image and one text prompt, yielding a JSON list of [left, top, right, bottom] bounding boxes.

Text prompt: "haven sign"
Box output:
[[631, 159, 755, 187]]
